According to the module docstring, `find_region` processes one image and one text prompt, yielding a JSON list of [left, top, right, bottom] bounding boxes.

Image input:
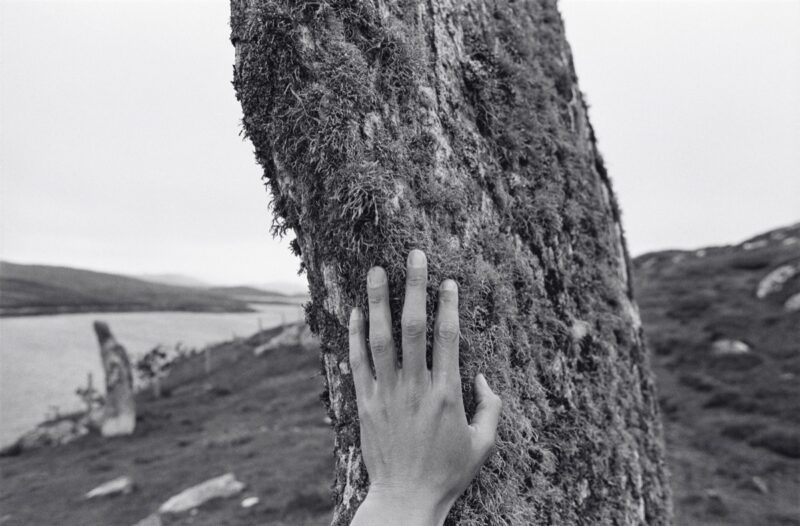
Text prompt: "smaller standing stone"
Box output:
[[94, 321, 136, 437]]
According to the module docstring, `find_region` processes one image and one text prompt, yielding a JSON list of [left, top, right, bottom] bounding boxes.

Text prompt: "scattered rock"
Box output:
[[784, 293, 800, 312], [158, 473, 245, 514], [756, 263, 800, 299], [711, 339, 750, 355], [241, 496, 259, 508], [85, 476, 134, 499], [254, 323, 319, 356], [94, 321, 136, 437], [131, 514, 161, 526], [739, 476, 769, 494], [743, 239, 768, 251], [15, 416, 89, 451]]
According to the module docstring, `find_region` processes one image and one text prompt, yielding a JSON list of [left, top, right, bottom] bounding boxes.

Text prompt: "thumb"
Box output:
[[470, 373, 502, 448]]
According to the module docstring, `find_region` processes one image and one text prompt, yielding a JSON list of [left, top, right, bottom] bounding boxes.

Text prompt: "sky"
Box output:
[[1, 0, 798, 287]]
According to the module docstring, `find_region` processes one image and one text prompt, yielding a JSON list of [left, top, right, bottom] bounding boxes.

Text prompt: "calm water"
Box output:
[[0, 305, 304, 446]]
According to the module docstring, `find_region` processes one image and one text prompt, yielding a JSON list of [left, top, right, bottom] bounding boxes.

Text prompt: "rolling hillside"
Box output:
[[635, 223, 800, 525], [208, 286, 308, 306], [0, 261, 252, 316]]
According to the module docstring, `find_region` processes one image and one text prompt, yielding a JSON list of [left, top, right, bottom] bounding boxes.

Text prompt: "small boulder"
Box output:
[[159, 473, 245, 514], [85, 476, 134, 499], [241, 496, 259, 508], [739, 476, 769, 494], [784, 293, 800, 312], [712, 339, 750, 355]]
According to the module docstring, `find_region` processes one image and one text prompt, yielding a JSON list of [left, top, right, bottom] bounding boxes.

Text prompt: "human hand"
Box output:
[[348, 250, 502, 526]]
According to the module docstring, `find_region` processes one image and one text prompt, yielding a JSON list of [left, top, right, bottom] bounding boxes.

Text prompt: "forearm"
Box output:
[[350, 489, 451, 526]]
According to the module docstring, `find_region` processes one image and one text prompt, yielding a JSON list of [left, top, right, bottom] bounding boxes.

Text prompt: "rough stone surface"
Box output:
[[94, 321, 136, 437], [85, 476, 134, 499], [231, 0, 671, 523], [158, 473, 245, 514]]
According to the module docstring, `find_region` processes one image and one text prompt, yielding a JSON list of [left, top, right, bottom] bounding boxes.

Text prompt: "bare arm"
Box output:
[[349, 250, 502, 526]]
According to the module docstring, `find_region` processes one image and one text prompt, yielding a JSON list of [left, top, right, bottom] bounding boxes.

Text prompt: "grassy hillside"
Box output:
[[635, 223, 800, 525], [209, 286, 308, 306], [0, 261, 252, 316], [0, 224, 797, 525], [0, 325, 333, 526]]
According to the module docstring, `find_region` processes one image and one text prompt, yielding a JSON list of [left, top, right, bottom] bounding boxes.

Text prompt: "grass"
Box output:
[[0, 325, 333, 526], [635, 223, 800, 525]]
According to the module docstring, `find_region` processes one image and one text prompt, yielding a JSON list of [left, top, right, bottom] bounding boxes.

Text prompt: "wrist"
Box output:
[[360, 484, 453, 526]]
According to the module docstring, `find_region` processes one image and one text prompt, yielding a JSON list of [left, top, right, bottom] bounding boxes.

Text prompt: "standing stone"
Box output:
[[94, 321, 136, 437], [231, 0, 673, 523]]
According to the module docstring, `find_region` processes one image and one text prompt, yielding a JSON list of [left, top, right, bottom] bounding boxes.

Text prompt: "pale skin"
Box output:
[[349, 249, 503, 526]]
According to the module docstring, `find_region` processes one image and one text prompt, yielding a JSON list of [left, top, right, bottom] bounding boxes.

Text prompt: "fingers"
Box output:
[[349, 308, 374, 399], [367, 266, 397, 383], [470, 373, 502, 451], [401, 250, 428, 382], [432, 279, 460, 387]]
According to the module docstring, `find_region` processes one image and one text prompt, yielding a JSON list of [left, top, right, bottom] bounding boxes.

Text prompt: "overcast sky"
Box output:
[[2, 1, 798, 287]]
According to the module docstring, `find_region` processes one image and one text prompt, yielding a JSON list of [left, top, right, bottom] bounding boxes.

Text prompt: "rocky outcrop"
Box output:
[[94, 321, 136, 437], [9, 415, 89, 453], [253, 322, 318, 356], [756, 262, 800, 299]]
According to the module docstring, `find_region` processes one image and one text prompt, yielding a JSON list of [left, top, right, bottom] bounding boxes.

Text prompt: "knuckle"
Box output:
[[357, 402, 371, 421], [369, 334, 391, 355], [349, 322, 363, 336], [368, 286, 385, 304], [348, 352, 364, 371], [402, 317, 427, 338], [406, 270, 427, 287], [439, 288, 457, 304], [436, 320, 459, 343], [493, 394, 503, 411], [439, 388, 460, 409]]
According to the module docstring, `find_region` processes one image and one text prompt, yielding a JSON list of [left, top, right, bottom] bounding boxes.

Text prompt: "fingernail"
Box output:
[[408, 249, 426, 268], [367, 267, 386, 286], [441, 279, 457, 291]]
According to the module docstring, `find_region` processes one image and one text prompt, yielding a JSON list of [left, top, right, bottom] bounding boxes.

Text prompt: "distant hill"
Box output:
[[136, 273, 210, 288], [251, 281, 309, 296], [634, 222, 799, 525], [0, 261, 252, 316], [209, 285, 308, 305]]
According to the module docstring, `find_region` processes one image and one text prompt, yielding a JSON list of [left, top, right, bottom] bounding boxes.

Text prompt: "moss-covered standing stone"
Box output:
[[231, 0, 672, 523]]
